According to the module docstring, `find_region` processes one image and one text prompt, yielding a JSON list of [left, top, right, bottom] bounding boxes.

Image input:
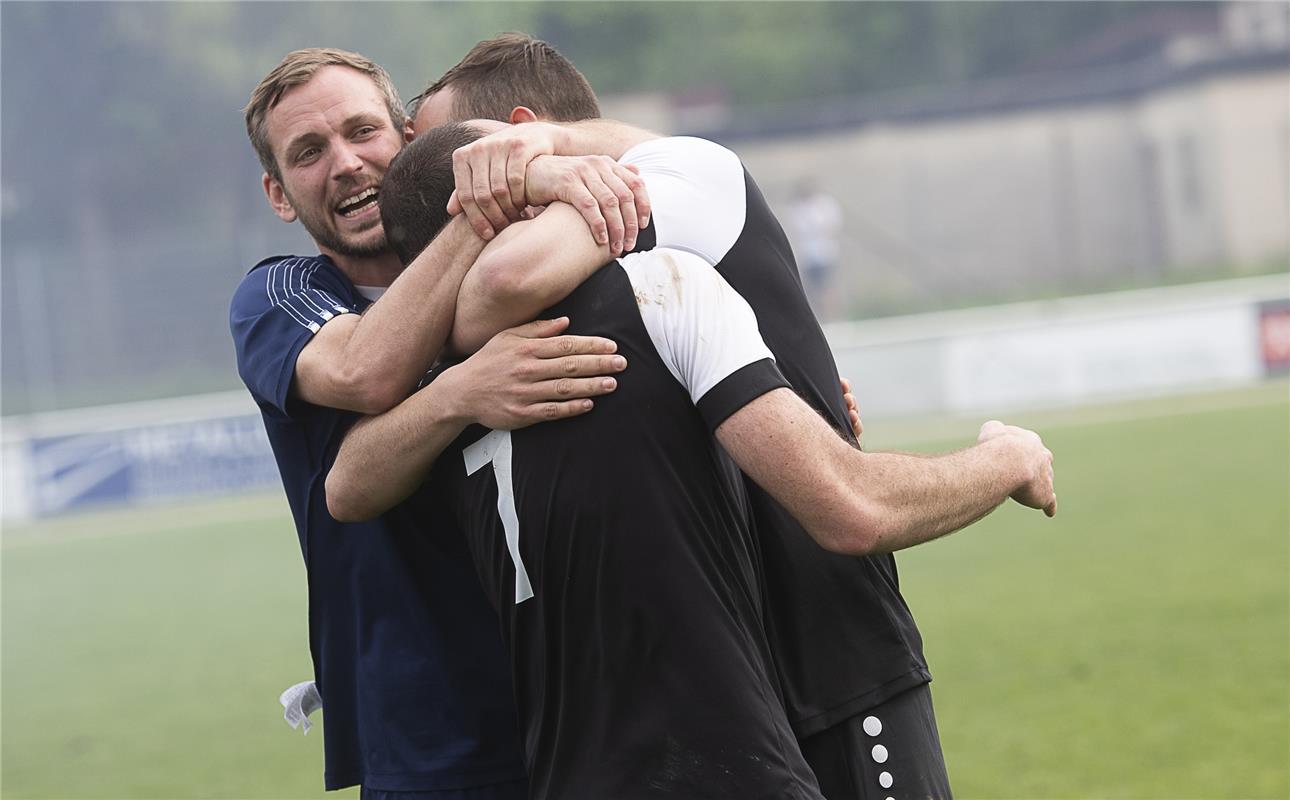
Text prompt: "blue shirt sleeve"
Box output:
[[229, 256, 357, 416]]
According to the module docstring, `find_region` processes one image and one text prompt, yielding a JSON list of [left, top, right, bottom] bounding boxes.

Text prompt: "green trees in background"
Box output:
[[2, 1, 1204, 251], [0, 2, 1213, 412]]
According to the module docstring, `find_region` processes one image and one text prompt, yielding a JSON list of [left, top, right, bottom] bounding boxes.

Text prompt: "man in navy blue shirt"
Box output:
[[231, 48, 654, 798]]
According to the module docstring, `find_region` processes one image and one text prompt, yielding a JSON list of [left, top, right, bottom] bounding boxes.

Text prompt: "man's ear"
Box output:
[[508, 106, 540, 124], [263, 173, 298, 223], [403, 116, 416, 143]]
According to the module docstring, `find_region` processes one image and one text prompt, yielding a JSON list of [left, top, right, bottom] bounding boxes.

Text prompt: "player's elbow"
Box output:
[[813, 499, 887, 556], [333, 367, 407, 416], [473, 249, 533, 305], [325, 469, 377, 523]]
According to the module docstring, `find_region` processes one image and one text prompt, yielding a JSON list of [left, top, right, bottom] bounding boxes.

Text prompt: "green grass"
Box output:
[[3, 383, 1287, 799], [2, 495, 354, 800]]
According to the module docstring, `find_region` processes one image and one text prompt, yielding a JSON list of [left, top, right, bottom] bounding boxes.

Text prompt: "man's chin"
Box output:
[[306, 223, 390, 260]]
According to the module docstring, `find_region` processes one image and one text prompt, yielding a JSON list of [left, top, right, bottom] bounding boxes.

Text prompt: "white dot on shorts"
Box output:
[[879, 771, 894, 789], [862, 715, 882, 736], [871, 744, 889, 763]]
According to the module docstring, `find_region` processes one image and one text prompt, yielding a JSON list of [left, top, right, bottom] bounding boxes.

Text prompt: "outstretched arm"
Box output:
[[325, 317, 627, 522], [715, 388, 1056, 556], [623, 247, 1054, 558]]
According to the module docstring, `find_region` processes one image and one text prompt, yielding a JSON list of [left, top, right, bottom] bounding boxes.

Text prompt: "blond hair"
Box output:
[[245, 48, 405, 181]]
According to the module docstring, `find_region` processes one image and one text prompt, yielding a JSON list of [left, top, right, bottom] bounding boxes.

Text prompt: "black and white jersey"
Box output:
[[430, 249, 823, 800], [621, 138, 930, 737]]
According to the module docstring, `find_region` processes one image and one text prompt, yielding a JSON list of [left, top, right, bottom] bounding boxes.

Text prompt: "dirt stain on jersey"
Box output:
[[635, 252, 684, 308]]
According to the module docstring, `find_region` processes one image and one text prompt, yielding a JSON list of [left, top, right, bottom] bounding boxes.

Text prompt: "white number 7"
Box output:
[[463, 430, 534, 604]]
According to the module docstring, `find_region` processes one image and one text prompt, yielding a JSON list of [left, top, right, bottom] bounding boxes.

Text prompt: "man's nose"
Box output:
[[333, 141, 364, 178]]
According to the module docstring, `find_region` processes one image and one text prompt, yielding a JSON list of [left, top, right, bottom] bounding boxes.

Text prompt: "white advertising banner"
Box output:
[[943, 305, 1262, 412]]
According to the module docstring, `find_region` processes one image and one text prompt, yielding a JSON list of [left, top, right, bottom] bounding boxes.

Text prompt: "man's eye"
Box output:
[[296, 147, 320, 163], [355, 126, 377, 138]]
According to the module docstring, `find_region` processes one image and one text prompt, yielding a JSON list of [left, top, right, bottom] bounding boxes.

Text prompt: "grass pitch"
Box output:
[[3, 382, 1287, 799]]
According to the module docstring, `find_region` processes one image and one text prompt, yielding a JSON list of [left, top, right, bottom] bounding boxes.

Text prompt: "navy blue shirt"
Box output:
[[229, 255, 527, 791]]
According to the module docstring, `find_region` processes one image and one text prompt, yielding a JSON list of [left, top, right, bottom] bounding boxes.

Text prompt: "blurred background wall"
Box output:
[[2, 1, 1286, 416]]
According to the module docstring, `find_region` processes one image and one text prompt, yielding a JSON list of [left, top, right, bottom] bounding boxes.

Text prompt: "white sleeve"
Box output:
[[617, 248, 779, 409], [618, 137, 747, 265]]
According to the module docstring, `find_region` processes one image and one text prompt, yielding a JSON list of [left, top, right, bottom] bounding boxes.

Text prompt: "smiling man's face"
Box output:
[[263, 65, 405, 260]]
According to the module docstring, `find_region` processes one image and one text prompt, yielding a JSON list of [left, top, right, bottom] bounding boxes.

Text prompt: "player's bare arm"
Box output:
[[448, 120, 656, 247], [450, 200, 611, 355], [293, 216, 482, 414], [326, 316, 626, 522], [297, 140, 647, 413], [715, 388, 1056, 555]]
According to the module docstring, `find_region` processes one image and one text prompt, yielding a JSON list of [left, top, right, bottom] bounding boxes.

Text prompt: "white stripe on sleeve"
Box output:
[[618, 248, 773, 405], [618, 137, 747, 265], [263, 257, 352, 333]]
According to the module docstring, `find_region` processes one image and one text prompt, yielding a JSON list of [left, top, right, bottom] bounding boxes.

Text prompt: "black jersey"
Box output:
[[620, 138, 930, 737], [432, 249, 823, 800]]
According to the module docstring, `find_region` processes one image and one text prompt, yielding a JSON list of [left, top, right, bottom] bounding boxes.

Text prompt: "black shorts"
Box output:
[[798, 683, 952, 800]]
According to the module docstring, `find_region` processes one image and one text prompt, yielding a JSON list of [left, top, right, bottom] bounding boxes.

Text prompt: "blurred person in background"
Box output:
[[787, 180, 844, 320], [230, 47, 652, 800], [384, 33, 1054, 799]]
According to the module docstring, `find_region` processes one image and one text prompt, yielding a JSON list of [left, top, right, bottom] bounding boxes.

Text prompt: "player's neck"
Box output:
[[320, 247, 403, 288]]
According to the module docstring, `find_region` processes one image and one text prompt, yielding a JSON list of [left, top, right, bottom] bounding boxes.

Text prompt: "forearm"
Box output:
[[846, 440, 1024, 553], [450, 203, 608, 355], [719, 388, 1027, 556], [346, 217, 482, 394], [549, 119, 657, 160], [300, 217, 483, 412], [325, 373, 469, 522]]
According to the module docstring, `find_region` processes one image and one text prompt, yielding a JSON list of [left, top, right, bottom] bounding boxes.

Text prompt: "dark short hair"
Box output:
[[380, 123, 486, 265], [408, 32, 600, 123]]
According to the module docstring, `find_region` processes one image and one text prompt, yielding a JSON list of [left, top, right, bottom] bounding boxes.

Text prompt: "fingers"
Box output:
[[1044, 450, 1056, 517], [624, 163, 651, 233], [508, 317, 571, 338], [470, 150, 511, 235], [524, 331, 620, 358], [600, 168, 636, 255], [979, 419, 1006, 440], [522, 351, 627, 381], [452, 139, 531, 239], [849, 408, 864, 439], [579, 168, 625, 255], [506, 398, 598, 431], [530, 375, 619, 402], [452, 149, 497, 240], [838, 376, 861, 437], [558, 172, 610, 248], [505, 372, 623, 431], [490, 148, 522, 224], [611, 162, 646, 252]]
